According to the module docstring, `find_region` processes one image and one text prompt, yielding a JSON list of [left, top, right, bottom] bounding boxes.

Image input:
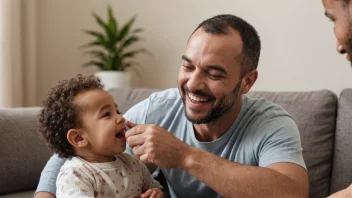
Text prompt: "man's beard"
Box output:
[[346, 37, 352, 67], [182, 82, 241, 124], [346, 22, 352, 67]]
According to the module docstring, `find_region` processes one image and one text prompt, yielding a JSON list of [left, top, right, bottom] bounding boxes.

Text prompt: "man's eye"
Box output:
[[208, 73, 223, 80], [103, 112, 111, 117], [183, 65, 193, 71]]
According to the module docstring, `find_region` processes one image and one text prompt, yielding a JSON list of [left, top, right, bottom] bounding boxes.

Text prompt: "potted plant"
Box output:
[[82, 5, 146, 89]]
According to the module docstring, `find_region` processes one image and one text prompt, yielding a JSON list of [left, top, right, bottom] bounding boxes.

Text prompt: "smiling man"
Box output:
[[322, 0, 352, 197], [35, 14, 308, 198], [124, 14, 309, 198]]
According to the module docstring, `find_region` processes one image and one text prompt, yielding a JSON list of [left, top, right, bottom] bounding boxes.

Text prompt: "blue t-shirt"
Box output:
[[36, 88, 306, 198], [123, 88, 306, 198]]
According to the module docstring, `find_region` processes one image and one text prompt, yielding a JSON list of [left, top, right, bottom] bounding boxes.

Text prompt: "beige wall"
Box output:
[[35, 0, 352, 104]]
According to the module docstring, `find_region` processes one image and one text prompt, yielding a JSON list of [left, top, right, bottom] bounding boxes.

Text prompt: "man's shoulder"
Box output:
[[241, 94, 299, 141], [148, 88, 180, 101], [243, 94, 291, 119], [128, 88, 181, 111], [124, 88, 182, 123]]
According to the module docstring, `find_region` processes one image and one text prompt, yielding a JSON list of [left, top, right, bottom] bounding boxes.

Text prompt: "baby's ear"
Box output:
[[67, 129, 88, 148]]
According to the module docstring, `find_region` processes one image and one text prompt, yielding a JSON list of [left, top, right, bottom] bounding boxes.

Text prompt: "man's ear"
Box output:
[[241, 69, 258, 94], [67, 129, 88, 148]]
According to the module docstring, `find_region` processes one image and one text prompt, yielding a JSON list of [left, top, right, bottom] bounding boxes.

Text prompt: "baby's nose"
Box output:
[[116, 115, 125, 124]]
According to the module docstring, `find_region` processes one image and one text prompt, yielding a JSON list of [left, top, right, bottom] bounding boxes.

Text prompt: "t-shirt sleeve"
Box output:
[[255, 115, 306, 169], [56, 166, 95, 198], [35, 154, 66, 196]]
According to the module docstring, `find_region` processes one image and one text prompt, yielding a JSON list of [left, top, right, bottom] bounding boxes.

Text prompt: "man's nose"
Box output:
[[187, 70, 205, 92], [336, 41, 346, 54]]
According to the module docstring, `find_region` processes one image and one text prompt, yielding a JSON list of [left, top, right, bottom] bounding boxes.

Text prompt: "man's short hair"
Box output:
[[193, 14, 261, 77], [342, 0, 350, 4]]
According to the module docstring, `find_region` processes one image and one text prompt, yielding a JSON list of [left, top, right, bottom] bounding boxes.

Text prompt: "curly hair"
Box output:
[[38, 74, 104, 158]]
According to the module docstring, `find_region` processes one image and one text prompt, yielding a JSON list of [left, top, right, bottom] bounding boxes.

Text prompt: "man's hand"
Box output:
[[35, 192, 55, 198], [125, 120, 190, 169], [141, 188, 163, 198]]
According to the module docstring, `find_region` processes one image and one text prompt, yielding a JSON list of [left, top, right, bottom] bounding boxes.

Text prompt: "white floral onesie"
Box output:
[[56, 152, 162, 198]]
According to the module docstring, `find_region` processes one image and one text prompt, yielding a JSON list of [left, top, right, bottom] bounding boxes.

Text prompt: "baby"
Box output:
[[38, 74, 163, 198]]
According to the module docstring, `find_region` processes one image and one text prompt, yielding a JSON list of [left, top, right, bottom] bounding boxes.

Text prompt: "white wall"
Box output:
[[36, 0, 352, 104]]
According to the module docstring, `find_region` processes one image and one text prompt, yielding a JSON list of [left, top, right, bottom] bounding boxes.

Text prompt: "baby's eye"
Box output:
[[117, 110, 122, 115], [103, 112, 111, 117]]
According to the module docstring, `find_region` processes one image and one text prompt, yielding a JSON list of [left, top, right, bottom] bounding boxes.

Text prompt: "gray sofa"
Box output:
[[0, 87, 351, 198]]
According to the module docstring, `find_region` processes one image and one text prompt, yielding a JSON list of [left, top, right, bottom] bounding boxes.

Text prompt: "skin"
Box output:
[[67, 89, 127, 163], [323, 0, 352, 64], [36, 89, 162, 198], [323, 0, 352, 197], [126, 27, 309, 198]]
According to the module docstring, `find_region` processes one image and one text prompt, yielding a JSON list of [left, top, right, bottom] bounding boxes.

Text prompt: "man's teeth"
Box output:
[[188, 93, 209, 102]]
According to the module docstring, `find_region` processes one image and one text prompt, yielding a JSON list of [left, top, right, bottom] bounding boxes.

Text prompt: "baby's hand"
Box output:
[[141, 188, 163, 198]]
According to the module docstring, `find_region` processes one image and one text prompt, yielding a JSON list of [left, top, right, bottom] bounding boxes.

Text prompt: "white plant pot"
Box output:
[[95, 71, 132, 90]]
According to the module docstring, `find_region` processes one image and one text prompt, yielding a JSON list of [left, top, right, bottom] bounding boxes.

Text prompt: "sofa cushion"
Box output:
[[0, 190, 34, 198], [330, 89, 352, 194], [0, 108, 52, 195], [247, 90, 337, 198], [108, 87, 161, 114]]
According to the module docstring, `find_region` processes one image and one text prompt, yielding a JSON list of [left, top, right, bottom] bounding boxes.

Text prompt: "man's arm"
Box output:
[[181, 146, 308, 198], [126, 120, 309, 198], [35, 154, 66, 197]]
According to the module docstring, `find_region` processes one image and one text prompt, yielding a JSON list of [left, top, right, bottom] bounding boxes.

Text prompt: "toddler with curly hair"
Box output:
[[38, 74, 163, 198]]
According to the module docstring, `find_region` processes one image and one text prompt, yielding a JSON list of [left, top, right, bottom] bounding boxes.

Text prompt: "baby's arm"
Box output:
[[56, 167, 95, 198]]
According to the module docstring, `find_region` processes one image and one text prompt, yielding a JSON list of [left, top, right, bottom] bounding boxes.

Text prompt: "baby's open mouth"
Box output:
[[115, 128, 126, 139]]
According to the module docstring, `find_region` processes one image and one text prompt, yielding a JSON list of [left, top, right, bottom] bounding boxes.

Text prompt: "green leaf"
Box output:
[[121, 36, 139, 48], [83, 30, 107, 45], [82, 61, 106, 70], [81, 40, 103, 49], [82, 6, 148, 71], [121, 48, 148, 59], [92, 12, 108, 30], [83, 50, 107, 62], [92, 12, 115, 42], [106, 52, 118, 70], [83, 30, 104, 39], [117, 15, 136, 41], [107, 5, 118, 37]]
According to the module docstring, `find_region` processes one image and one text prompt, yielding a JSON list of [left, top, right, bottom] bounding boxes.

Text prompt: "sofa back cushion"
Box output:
[[0, 108, 52, 195], [247, 90, 337, 198], [108, 87, 161, 114], [330, 89, 352, 194]]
